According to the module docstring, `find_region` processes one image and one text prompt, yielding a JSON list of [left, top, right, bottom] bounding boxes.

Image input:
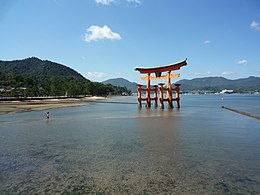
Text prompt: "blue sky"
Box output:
[[0, 0, 260, 83]]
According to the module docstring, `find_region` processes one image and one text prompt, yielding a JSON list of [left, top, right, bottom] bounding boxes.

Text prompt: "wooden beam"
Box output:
[[135, 59, 187, 74], [141, 74, 180, 80]]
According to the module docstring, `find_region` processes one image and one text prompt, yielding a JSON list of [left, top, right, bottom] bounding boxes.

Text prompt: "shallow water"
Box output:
[[0, 94, 259, 194]]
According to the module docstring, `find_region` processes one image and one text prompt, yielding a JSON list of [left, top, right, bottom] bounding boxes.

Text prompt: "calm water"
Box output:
[[0, 94, 259, 194]]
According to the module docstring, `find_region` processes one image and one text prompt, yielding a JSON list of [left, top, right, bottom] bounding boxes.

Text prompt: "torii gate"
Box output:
[[135, 59, 187, 109]]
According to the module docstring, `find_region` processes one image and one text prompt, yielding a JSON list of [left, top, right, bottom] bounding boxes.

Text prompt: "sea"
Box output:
[[0, 94, 259, 194]]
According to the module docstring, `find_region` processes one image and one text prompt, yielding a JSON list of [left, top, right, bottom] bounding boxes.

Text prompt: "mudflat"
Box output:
[[0, 96, 106, 115]]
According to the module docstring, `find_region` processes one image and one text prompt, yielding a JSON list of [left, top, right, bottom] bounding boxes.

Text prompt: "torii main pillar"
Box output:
[[135, 59, 187, 109]]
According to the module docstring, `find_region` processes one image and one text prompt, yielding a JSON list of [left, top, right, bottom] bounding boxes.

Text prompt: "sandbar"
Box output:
[[0, 96, 106, 115]]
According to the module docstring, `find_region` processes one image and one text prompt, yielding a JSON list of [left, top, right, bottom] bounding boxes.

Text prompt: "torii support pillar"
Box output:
[[159, 83, 165, 109], [151, 85, 158, 107], [137, 84, 158, 108], [159, 83, 174, 109], [146, 73, 151, 108], [166, 71, 173, 109], [137, 84, 143, 108], [174, 84, 181, 108]]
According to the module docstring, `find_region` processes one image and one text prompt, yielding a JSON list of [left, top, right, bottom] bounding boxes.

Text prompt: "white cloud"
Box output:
[[250, 20, 260, 31], [222, 71, 235, 76], [95, 0, 116, 5], [237, 59, 248, 65], [84, 25, 121, 42], [87, 72, 107, 78], [203, 40, 211, 44], [127, 0, 142, 6]]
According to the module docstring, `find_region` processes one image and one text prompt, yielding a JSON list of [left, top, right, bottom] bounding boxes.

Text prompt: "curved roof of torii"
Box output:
[[135, 59, 187, 74]]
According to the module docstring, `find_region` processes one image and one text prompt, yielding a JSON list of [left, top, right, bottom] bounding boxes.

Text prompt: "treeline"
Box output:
[[0, 57, 131, 97], [0, 72, 131, 97]]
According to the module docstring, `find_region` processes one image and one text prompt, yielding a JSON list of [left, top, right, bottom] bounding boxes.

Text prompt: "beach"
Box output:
[[0, 96, 106, 115]]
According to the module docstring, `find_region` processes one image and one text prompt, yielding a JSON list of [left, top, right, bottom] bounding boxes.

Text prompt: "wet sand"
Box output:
[[0, 96, 106, 115]]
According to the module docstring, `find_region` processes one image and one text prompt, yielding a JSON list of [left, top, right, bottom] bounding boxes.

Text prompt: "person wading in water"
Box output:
[[46, 112, 50, 120]]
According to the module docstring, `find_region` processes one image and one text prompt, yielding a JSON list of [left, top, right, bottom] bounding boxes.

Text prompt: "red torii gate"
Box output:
[[135, 59, 187, 109]]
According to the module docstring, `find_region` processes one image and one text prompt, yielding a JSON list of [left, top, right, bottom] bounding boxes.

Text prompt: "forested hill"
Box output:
[[176, 76, 260, 92], [0, 57, 131, 97], [0, 57, 87, 82]]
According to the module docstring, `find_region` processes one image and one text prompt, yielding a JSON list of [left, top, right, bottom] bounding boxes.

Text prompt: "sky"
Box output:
[[0, 0, 260, 83]]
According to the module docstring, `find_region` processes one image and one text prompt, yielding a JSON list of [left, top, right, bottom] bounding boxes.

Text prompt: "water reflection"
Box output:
[[137, 107, 180, 118]]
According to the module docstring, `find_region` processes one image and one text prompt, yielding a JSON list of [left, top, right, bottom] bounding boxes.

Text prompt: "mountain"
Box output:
[[176, 76, 260, 92], [0, 57, 87, 82], [102, 76, 260, 93], [0, 57, 130, 97], [102, 78, 138, 92]]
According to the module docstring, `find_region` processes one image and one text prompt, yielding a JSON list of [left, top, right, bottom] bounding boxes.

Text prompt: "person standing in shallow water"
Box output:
[[46, 112, 50, 120]]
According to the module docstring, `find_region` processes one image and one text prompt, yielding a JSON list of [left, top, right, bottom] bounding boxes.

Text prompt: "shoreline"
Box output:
[[0, 96, 107, 115]]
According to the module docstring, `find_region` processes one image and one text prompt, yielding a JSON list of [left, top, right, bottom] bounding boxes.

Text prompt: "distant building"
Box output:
[[220, 89, 234, 94]]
